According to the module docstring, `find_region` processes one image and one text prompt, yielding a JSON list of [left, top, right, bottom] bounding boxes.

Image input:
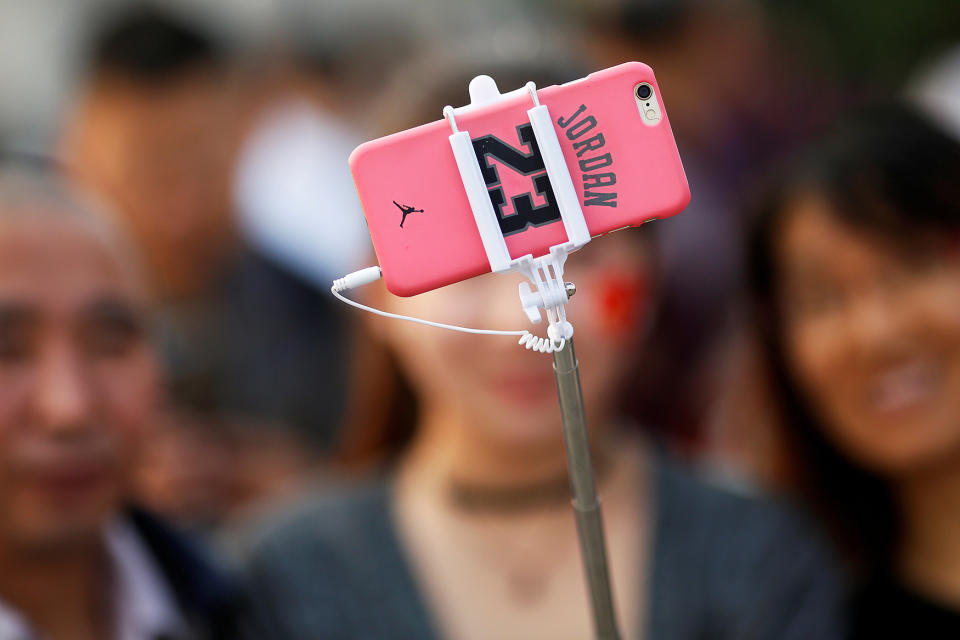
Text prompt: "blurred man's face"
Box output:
[[0, 212, 159, 551], [64, 70, 240, 299]]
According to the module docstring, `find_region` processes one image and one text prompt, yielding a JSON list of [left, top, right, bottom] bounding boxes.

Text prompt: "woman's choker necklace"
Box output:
[[444, 454, 612, 514]]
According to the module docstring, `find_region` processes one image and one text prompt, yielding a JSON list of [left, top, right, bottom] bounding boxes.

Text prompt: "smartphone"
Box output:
[[349, 61, 690, 296]]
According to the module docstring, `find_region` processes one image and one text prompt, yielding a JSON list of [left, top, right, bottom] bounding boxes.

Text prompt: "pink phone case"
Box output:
[[349, 61, 690, 296]]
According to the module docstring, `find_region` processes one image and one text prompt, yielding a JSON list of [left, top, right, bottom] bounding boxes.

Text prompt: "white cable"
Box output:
[[331, 268, 525, 337], [519, 333, 566, 354], [331, 267, 565, 352]]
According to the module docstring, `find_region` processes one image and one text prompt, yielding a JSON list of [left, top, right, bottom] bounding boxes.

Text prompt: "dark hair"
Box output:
[[576, 0, 691, 41], [367, 49, 586, 136], [84, 5, 224, 81], [746, 103, 960, 571]]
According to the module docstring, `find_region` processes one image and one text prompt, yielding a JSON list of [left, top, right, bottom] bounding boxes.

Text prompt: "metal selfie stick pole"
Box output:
[[554, 337, 621, 640], [444, 76, 623, 640]]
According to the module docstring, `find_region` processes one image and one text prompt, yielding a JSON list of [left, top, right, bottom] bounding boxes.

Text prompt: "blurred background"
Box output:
[[2, 0, 959, 535]]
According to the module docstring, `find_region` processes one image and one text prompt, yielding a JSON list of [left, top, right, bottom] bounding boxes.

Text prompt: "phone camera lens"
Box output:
[[636, 84, 652, 100]]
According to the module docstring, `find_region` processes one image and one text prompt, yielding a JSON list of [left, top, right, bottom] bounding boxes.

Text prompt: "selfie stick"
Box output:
[[443, 76, 622, 640], [335, 76, 622, 639]]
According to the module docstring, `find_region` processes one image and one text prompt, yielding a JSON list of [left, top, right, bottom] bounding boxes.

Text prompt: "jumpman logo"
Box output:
[[393, 200, 423, 228]]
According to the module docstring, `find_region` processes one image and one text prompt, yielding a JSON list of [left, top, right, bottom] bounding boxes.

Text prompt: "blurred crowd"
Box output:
[[1, 0, 960, 638]]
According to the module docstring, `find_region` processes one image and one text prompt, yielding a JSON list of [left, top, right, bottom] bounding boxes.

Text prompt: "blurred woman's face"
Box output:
[[375, 231, 651, 452], [777, 194, 960, 477]]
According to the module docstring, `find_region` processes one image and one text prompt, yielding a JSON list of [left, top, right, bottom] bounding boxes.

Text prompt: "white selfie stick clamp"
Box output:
[[443, 78, 590, 351]]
